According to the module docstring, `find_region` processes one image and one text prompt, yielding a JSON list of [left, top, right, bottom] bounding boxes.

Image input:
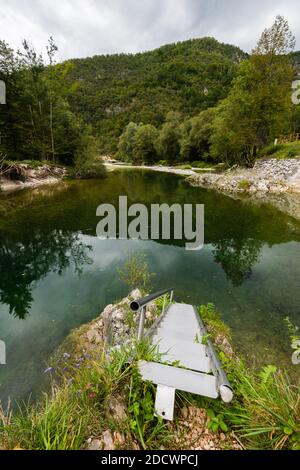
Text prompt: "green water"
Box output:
[[0, 170, 300, 404]]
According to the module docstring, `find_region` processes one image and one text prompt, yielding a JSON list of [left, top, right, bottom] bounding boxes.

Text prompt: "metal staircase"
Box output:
[[130, 288, 233, 421]]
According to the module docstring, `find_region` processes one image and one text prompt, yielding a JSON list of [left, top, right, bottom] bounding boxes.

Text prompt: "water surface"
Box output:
[[0, 170, 300, 404]]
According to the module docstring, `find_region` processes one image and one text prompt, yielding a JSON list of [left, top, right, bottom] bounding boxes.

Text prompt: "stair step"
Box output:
[[139, 361, 218, 399], [153, 335, 211, 372], [156, 325, 201, 342], [161, 314, 199, 327], [156, 303, 201, 339]]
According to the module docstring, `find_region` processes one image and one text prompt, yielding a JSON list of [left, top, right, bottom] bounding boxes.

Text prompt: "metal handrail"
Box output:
[[130, 287, 174, 312], [193, 306, 233, 403], [130, 288, 175, 341]]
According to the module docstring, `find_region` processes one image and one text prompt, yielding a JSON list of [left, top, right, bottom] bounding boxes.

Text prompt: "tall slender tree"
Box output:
[[46, 36, 58, 162], [211, 16, 296, 164]]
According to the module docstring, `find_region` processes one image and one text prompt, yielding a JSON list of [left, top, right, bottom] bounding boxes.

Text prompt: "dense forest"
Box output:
[[66, 37, 247, 153], [0, 15, 300, 169]]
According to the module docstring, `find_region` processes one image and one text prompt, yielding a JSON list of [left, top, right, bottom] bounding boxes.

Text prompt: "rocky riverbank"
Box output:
[[105, 158, 300, 220], [0, 163, 66, 193], [187, 158, 300, 194], [105, 158, 300, 194]]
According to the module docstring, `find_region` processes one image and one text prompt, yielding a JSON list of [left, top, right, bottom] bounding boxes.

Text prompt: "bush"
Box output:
[[74, 157, 106, 179], [238, 179, 252, 190], [118, 253, 155, 294]]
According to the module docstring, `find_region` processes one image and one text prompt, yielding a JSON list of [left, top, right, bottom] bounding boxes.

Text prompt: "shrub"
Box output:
[[118, 253, 155, 294], [74, 157, 106, 179], [238, 179, 252, 190]]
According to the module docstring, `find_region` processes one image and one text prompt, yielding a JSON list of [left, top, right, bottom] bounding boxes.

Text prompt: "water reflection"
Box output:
[[0, 231, 92, 319], [212, 237, 263, 286]]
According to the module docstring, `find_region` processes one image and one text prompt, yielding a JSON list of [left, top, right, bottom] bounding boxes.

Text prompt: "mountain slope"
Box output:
[[66, 37, 247, 153]]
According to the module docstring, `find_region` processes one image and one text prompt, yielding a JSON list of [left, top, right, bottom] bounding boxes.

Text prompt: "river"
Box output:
[[0, 169, 300, 405]]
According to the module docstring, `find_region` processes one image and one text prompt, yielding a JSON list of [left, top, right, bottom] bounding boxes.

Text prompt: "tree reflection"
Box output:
[[0, 230, 92, 319], [212, 237, 262, 286]]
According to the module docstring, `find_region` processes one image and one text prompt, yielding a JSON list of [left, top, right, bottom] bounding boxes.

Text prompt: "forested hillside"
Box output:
[[1, 16, 299, 168], [66, 37, 247, 153]]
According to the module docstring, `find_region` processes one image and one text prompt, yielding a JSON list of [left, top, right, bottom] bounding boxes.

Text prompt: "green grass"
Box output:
[[260, 142, 300, 160], [191, 161, 223, 169], [197, 303, 231, 339], [173, 162, 220, 170], [173, 164, 193, 170], [194, 304, 300, 450], [0, 339, 169, 450]]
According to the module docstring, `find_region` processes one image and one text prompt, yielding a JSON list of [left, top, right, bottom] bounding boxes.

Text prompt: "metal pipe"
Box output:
[[162, 294, 166, 315], [130, 288, 174, 312], [137, 307, 145, 341], [193, 307, 233, 403]]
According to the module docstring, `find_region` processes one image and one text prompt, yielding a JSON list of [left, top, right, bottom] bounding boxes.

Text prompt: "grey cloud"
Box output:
[[0, 0, 299, 61]]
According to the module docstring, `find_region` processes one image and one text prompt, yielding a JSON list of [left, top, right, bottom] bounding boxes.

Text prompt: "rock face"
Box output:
[[83, 289, 159, 349], [188, 158, 300, 194], [101, 289, 143, 345]]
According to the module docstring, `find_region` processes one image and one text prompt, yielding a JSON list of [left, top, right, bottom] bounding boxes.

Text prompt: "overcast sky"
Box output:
[[0, 0, 299, 61]]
